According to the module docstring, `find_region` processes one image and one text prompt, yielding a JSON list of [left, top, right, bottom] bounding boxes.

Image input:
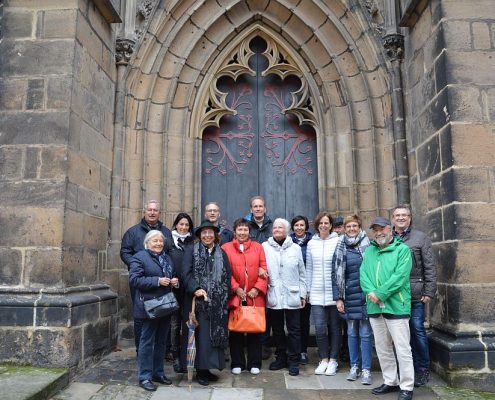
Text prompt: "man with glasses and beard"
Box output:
[[360, 217, 414, 400]]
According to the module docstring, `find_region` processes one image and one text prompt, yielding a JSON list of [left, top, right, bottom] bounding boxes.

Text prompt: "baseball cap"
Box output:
[[369, 216, 391, 229]]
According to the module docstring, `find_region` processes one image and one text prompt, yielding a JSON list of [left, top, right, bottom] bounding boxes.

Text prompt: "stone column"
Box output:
[[0, 0, 121, 373], [401, 0, 495, 390], [383, 0, 410, 205]]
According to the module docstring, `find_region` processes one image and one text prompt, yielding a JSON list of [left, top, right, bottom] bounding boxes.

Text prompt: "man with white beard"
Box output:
[[360, 217, 414, 400]]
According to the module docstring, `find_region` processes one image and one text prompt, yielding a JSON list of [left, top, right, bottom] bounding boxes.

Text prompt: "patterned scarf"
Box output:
[[193, 242, 229, 348], [333, 230, 370, 300], [146, 249, 173, 277]]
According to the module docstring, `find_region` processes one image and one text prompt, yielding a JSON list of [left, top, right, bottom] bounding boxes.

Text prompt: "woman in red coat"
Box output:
[[222, 217, 268, 375]]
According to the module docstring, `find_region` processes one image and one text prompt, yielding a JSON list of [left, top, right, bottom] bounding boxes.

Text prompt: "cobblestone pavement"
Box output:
[[48, 347, 457, 400]]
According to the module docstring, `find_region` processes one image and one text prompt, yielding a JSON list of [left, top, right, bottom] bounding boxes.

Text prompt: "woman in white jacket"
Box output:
[[262, 218, 307, 377], [306, 212, 341, 376]]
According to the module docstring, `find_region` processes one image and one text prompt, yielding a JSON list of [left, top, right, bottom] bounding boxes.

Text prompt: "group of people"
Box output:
[[120, 197, 436, 400]]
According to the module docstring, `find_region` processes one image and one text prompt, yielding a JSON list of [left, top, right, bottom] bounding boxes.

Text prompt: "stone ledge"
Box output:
[[0, 284, 117, 327], [0, 365, 69, 400], [430, 328, 495, 391]]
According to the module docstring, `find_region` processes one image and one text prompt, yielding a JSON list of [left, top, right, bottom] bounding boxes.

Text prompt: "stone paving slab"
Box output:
[[51, 382, 102, 400], [0, 366, 68, 400], [47, 346, 495, 400], [316, 370, 382, 389], [210, 388, 263, 400], [150, 386, 211, 400]]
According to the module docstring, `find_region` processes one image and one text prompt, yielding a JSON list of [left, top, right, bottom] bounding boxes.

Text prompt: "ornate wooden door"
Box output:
[[201, 36, 318, 226]]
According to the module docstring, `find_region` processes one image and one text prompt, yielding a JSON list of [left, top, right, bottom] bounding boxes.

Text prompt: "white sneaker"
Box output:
[[361, 369, 372, 385], [314, 360, 329, 375], [325, 360, 338, 376], [232, 367, 242, 375], [346, 365, 360, 381], [250, 367, 260, 375]]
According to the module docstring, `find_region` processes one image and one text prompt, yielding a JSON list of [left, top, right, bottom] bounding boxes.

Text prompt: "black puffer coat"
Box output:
[[332, 246, 367, 320]]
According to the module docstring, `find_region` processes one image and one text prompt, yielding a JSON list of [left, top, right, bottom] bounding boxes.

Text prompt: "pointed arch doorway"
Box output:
[[200, 35, 319, 226]]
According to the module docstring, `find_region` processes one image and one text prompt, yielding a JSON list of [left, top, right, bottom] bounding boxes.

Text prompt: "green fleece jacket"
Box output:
[[360, 236, 412, 316]]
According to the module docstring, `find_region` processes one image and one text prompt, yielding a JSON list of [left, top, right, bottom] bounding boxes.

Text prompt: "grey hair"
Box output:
[[273, 218, 290, 234], [143, 230, 165, 249], [144, 200, 160, 211]]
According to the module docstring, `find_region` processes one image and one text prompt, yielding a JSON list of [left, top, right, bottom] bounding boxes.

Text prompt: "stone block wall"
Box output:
[[0, 0, 120, 374], [402, 0, 495, 390]]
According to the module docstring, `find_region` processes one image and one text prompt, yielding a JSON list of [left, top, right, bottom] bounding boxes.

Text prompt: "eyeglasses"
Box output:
[[206, 209, 219, 213]]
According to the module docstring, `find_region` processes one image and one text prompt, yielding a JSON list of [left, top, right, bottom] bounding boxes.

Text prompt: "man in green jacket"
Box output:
[[360, 217, 414, 400]]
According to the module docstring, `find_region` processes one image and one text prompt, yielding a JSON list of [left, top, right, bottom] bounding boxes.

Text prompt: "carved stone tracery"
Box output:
[[199, 33, 318, 134]]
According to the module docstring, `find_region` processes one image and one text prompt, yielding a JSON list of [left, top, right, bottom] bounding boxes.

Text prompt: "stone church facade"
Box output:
[[0, 0, 493, 390]]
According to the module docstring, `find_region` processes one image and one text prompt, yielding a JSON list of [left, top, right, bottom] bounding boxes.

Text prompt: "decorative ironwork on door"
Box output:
[[201, 35, 319, 226]]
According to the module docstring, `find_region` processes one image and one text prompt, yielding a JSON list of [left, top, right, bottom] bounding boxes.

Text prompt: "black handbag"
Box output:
[[143, 291, 179, 319]]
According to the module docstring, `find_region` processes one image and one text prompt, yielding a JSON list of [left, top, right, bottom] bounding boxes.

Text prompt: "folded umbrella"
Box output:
[[186, 297, 199, 390]]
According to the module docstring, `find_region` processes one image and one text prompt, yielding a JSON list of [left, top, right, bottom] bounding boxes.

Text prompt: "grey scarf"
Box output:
[[333, 230, 370, 300]]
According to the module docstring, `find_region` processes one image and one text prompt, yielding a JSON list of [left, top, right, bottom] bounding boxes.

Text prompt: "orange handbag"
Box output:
[[228, 303, 266, 333], [228, 259, 266, 333]]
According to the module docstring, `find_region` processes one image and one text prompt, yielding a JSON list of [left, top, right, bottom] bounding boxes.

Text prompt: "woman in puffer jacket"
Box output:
[[331, 214, 372, 385], [306, 212, 341, 376], [262, 218, 307, 377]]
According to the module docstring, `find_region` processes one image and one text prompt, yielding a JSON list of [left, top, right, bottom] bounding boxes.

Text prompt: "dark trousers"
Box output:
[[300, 302, 311, 353], [138, 317, 171, 381], [270, 308, 301, 367], [229, 332, 262, 370]]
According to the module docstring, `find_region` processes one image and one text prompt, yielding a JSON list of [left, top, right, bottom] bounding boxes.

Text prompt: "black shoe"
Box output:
[[262, 346, 272, 360], [269, 357, 288, 370], [197, 376, 209, 386], [152, 375, 172, 385], [288, 366, 299, 376], [173, 359, 185, 373], [139, 380, 157, 391], [398, 390, 413, 400], [206, 370, 219, 382], [197, 370, 210, 386], [414, 369, 429, 387], [372, 384, 400, 395], [300, 352, 308, 365]]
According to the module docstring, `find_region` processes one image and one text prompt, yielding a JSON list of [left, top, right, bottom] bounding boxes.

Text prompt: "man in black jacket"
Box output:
[[204, 201, 234, 245], [392, 205, 437, 387], [120, 200, 173, 352], [245, 195, 273, 244]]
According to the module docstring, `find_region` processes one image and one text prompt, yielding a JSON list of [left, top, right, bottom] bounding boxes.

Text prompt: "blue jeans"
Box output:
[[347, 319, 373, 370], [409, 301, 430, 371], [138, 317, 171, 381], [312, 305, 341, 360]]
